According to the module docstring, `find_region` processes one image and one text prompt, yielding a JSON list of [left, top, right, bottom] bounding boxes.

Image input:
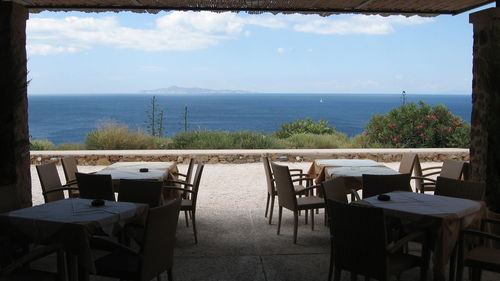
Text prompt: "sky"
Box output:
[[26, 4, 495, 95]]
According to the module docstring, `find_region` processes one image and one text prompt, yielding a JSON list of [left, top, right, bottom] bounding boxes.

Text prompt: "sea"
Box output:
[[28, 94, 472, 145]]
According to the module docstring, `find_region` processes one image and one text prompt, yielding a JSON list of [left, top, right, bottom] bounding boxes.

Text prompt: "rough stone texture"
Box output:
[[469, 8, 500, 211], [0, 2, 31, 208], [30, 149, 469, 166]]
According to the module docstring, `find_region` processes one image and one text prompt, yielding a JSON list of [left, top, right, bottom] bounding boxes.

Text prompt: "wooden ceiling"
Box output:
[[11, 0, 496, 16]]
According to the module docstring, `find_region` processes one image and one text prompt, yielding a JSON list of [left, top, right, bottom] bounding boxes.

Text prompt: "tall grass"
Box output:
[[85, 122, 160, 150], [282, 133, 350, 149], [171, 130, 286, 149]]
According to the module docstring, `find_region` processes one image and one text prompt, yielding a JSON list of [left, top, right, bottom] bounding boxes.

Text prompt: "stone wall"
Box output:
[[0, 2, 31, 208], [31, 148, 469, 166], [469, 8, 500, 211]]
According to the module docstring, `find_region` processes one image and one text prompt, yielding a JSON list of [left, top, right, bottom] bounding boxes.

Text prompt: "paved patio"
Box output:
[[27, 162, 499, 281]]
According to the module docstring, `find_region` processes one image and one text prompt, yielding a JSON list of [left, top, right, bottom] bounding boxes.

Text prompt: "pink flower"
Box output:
[[448, 127, 452, 133], [419, 133, 425, 137], [452, 121, 462, 126], [392, 138, 398, 142], [416, 125, 423, 129]]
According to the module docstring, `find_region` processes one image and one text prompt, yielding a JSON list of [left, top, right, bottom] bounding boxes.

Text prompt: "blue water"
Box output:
[[28, 94, 471, 145]]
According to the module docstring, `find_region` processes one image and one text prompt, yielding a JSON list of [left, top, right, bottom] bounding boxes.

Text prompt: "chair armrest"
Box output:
[[63, 179, 78, 186], [163, 186, 196, 194], [291, 177, 314, 183], [171, 172, 187, 178], [295, 184, 321, 194], [43, 186, 79, 195], [386, 231, 425, 254], [289, 173, 311, 178], [411, 176, 437, 183], [462, 230, 500, 243], [90, 236, 139, 256], [0, 244, 63, 274], [165, 179, 193, 187], [421, 171, 441, 177], [421, 166, 442, 171], [289, 169, 303, 174]]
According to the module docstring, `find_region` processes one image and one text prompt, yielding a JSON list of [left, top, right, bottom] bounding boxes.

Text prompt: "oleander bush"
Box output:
[[282, 133, 349, 149], [170, 130, 285, 149], [85, 122, 161, 150], [30, 139, 55, 150], [276, 118, 337, 138], [364, 101, 470, 148]]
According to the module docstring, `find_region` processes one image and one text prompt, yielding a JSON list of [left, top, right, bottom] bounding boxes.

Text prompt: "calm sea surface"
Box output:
[[28, 94, 471, 145]]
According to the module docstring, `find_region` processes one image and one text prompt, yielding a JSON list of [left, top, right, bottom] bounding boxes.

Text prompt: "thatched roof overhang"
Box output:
[[9, 0, 496, 16]]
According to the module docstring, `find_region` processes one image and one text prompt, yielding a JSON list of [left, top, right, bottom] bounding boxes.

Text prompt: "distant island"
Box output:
[[141, 86, 253, 94]]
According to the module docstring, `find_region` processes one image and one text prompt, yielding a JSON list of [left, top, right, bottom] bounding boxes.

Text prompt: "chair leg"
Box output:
[[265, 193, 270, 218], [305, 209, 308, 224], [449, 245, 457, 281], [334, 267, 341, 281], [277, 206, 283, 235], [167, 268, 173, 281], [184, 210, 189, 227], [268, 195, 275, 225], [311, 208, 314, 231], [328, 239, 334, 281], [350, 272, 357, 281], [192, 211, 198, 244], [293, 211, 298, 244]]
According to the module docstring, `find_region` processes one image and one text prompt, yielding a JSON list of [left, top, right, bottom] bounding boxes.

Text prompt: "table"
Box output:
[[308, 159, 399, 188], [357, 191, 485, 281], [0, 199, 148, 280], [94, 161, 178, 186]]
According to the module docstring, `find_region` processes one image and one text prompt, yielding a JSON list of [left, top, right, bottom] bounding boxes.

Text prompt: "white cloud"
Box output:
[[27, 12, 432, 55], [292, 15, 432, 35], [139, 65, 167, 72], [277, 47, 286, 53]]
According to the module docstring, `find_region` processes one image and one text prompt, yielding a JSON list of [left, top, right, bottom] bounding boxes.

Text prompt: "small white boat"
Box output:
[[320, 98, 324, 103]]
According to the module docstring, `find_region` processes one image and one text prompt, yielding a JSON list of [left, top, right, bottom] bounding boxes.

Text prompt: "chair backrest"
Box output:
[[329, 200, 388, 280], [36, 162, 65, 203], [262, 156, 275, 195], [440, 159, 466, 179], [270, 162, 297, 210], [184, 158, 196, 185], [75, 172, 115, 201], [321, 178, 348, 204], [61, 156, 78, 184], [435, 177, 485, 201], [141, 198, 181, 281], [399, 153, 419, 175], [0, 184, 21, 213], [189, 162, 205, 208], [362, 173, 412, 199], [118, 179, 162, 208]]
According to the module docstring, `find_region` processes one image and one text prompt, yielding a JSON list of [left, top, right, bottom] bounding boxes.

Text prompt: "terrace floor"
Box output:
[[27, 162, 500, 281]]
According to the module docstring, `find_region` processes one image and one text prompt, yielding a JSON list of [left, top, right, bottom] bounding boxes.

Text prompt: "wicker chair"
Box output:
[[118, 179, 163, 208], [328, 199, 430, 281], [262, 156, 312, 224], [457, 218, 500, 281], [75, 172, 115, 201], [163, 163, 204, 244], [36, 162, 79, 203], [362, 173, 412, 199], [413, 159, 467, 193], [271, 162, 324, 244], [91, 198, 182, 281], [435, 177, 485, 201]]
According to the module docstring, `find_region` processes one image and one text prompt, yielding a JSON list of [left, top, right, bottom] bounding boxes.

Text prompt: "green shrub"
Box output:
[[276, 118, 337, 138], [85, 122, 161, 150], [346, 134, 384, 148], [170, 130, 285, 149], [30, 139, 55, 150], [283, 133, 349, 149], [56, 142, 86, 150], [364, 101, 470, 148]]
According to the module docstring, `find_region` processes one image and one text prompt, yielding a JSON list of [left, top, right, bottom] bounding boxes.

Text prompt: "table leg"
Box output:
[[66, 254, 78, 281]]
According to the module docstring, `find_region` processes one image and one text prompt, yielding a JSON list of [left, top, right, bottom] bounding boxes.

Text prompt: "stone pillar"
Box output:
[[0, 2, 31, 208], [469, 7, 500, 211]]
